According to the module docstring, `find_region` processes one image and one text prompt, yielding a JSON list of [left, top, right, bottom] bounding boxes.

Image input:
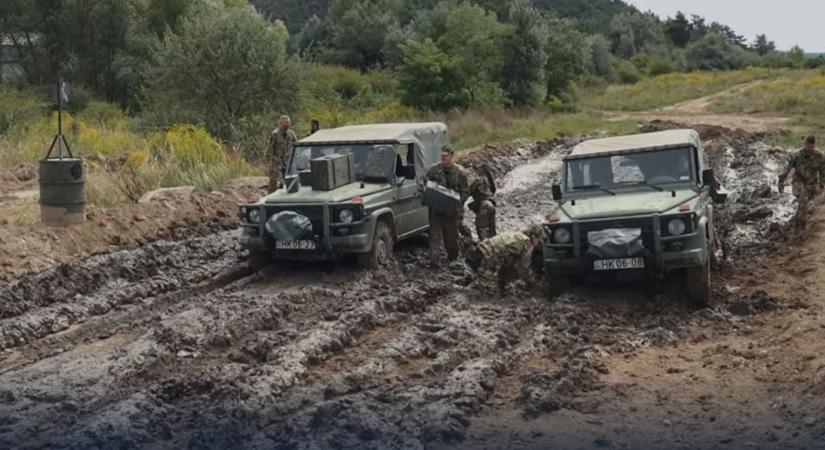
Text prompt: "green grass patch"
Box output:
[[579, 68, 777, 111]]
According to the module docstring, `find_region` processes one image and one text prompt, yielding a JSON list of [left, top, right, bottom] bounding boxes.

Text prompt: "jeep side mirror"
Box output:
[[551, 184, 563, 201], [701, 169, 715, 186]]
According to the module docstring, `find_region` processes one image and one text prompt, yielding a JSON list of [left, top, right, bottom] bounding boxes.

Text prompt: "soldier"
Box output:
[[778, 135, 825, 230], [464, 225, 544, 294], [310, 119, 320, 135], [266, 115, 298, 193], [468, 164, 497, 240], [424, 145, 470, 265]]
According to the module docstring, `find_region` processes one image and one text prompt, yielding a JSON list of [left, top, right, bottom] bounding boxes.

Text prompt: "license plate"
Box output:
[[594, 257, 645, 271], [276, 240, 316, 250]]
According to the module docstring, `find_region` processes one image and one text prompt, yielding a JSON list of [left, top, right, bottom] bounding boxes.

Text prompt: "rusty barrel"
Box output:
[[39, 157, 86, 225]]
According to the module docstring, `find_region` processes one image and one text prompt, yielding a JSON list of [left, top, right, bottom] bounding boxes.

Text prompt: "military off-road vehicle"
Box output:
[[238, 122, 446, 268], [543, 129, 726, 307]]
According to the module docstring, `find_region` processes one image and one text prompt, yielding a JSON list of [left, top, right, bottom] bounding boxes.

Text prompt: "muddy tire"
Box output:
[[358, 220, 394, 270], [684, 257, 711, 309], [543, 272, 569, 298]]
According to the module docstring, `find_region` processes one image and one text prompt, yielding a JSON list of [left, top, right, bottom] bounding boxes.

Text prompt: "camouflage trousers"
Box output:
[[792, 182, 819, 228], [429, 212, 461, 264], [472, 200, 497, 240], [267, 160, 286, 194], [475, 253, 525, 295]]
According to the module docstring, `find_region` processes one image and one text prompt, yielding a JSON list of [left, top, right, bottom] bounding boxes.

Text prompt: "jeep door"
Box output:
[[393, 143, 428, 237]]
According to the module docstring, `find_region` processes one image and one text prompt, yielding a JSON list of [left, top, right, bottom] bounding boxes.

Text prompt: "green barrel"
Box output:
[[39, 158, 86, 225]]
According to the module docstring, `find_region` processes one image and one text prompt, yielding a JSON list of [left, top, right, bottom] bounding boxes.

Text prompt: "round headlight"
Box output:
[[248, 209, 260, 224], [339, 209, 354, 224], [553, 227, 571, 244], [667, 218, 686, 236]]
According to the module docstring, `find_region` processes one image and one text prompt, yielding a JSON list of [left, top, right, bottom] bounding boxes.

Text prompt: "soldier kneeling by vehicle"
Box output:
[[464, 225, 544, 294]]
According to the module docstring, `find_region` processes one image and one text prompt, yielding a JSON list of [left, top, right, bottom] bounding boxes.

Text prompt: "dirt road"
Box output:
[[605, 82, 790, 133], [1, 129, 824, 449]]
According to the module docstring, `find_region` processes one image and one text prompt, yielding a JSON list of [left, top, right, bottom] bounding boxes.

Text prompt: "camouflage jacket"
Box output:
[[779, 148, 825, 188], [425, 164, 470, 201], [267, 128, 298, 168], [469, 172, 494, 203], [475, 231, 534, 290]]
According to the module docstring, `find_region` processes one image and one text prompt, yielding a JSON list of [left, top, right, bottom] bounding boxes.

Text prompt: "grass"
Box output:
[[579, 67, 777, 111], [443, 110, 638, 150], [706, 70, 825, 147]]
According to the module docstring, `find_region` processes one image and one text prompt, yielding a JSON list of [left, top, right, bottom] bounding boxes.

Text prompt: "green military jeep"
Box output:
[[239, 122, 446, 269], [543, 129, 726, 307]]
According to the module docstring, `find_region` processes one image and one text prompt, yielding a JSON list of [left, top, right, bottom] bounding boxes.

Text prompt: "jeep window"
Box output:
[[565, 147, 696, 192], [289, 144, 377, 177]]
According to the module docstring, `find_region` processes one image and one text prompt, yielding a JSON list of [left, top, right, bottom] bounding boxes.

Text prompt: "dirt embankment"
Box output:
[[1, 129, 824, 449], [0, 177, 266, 282]]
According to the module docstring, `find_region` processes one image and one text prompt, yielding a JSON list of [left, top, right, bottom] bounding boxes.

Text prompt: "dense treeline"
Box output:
[[0, 0, 817, 144]]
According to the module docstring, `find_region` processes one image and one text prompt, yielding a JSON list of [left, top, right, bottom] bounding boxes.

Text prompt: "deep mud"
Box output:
[[2, 130, 824, 449]]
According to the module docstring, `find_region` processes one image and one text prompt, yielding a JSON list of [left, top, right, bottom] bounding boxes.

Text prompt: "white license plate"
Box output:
[[276, 240, 316, 250], [594, 257, 645, 271]]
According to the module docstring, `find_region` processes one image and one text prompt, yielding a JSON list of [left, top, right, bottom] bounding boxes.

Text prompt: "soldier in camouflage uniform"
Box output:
[[778, 135, 825, 229], [468, 164, 497, 240], [266, 115, 298, 193], [465, 225, 544, 295], [425, 146, 470, 265]]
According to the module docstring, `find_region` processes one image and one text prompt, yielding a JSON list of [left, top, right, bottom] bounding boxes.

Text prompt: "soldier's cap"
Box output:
[[441, 145, 455, 156], [279, 115, 291, 122], [805, 135, 816, 145]]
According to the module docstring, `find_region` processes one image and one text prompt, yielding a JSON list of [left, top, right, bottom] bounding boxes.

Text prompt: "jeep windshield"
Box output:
[[565, 147, 696, 193], [288, 144, 380, 178]]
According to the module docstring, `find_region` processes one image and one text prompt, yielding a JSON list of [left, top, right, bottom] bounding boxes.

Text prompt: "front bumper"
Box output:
[[543, 214, 708, 277]]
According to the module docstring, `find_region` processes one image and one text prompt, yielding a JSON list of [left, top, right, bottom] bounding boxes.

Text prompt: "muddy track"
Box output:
[[1, 133, 822, 449]]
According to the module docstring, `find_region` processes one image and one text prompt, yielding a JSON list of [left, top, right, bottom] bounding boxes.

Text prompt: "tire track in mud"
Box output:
[[0, 231, 245, 352]]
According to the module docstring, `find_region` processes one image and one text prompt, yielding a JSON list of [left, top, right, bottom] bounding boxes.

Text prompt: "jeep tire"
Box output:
[[358, 220, 394, 269], [684, 257, 711, 309], [247, 251, 271, 271]]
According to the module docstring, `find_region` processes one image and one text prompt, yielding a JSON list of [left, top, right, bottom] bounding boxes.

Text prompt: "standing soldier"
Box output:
[[310, 119, 320, 135], [468, 164, 497, 240], [266, 115, 298, 193], [778, 135, 825, 230], [425, 145, 470, 265], [464, 225, 544, 295]]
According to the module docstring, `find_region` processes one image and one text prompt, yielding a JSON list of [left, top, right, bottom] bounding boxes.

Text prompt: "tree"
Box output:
[[545, 18, 589, 100], [752, 34, 776, 56], [608, 12, 668, 59], [786, 45, 806, 69], [685, 33, 746, 71], [586, 34, 615, 79], [665, 12, 691, 47], [322, 0, 400, 69], [397, 38, 467, 110], [498, 0, 547, 106], [144, 4, 299, 140]]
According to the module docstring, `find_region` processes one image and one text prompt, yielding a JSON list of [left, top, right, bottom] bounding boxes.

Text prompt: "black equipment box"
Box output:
[[310, 153, 356, 191], [422, 180, 461, 215]]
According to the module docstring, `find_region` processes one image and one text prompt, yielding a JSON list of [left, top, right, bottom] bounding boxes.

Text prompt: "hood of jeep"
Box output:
[[263, 182, 390, 204], [561, 190, 699, 220]]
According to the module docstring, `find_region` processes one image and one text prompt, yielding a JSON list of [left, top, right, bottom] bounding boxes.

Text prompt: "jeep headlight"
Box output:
[[339, 209, 354, 224], [553, 227, 572, 244], [248, 208, 261, 224], [667, 218, 686, 236]]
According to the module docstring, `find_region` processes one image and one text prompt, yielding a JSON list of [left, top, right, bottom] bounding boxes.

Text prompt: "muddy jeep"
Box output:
[[239, 122, 446, 268], [543, 129, 726, 307]]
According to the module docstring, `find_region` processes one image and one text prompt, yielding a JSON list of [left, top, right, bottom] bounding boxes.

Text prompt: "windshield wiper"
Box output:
[[571, 184, 616, 196], [626, 180, 664, 192]]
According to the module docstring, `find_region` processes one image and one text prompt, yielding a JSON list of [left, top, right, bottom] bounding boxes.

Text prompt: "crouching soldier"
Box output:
[[464, 225, 544, 294]]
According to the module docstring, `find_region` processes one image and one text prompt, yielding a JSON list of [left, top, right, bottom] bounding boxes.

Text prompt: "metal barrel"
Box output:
[[39, 157, 86, 225]]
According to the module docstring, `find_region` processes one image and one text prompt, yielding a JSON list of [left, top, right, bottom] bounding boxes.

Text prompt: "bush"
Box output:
[[614, 59, 642, 84], [0, 84, 46, 135]]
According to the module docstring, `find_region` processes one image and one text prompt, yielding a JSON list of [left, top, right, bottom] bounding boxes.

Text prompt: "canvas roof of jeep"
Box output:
[[568, 129, 701, 160], [297, 122, 447, 180], [299, 122, 447, 145]]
